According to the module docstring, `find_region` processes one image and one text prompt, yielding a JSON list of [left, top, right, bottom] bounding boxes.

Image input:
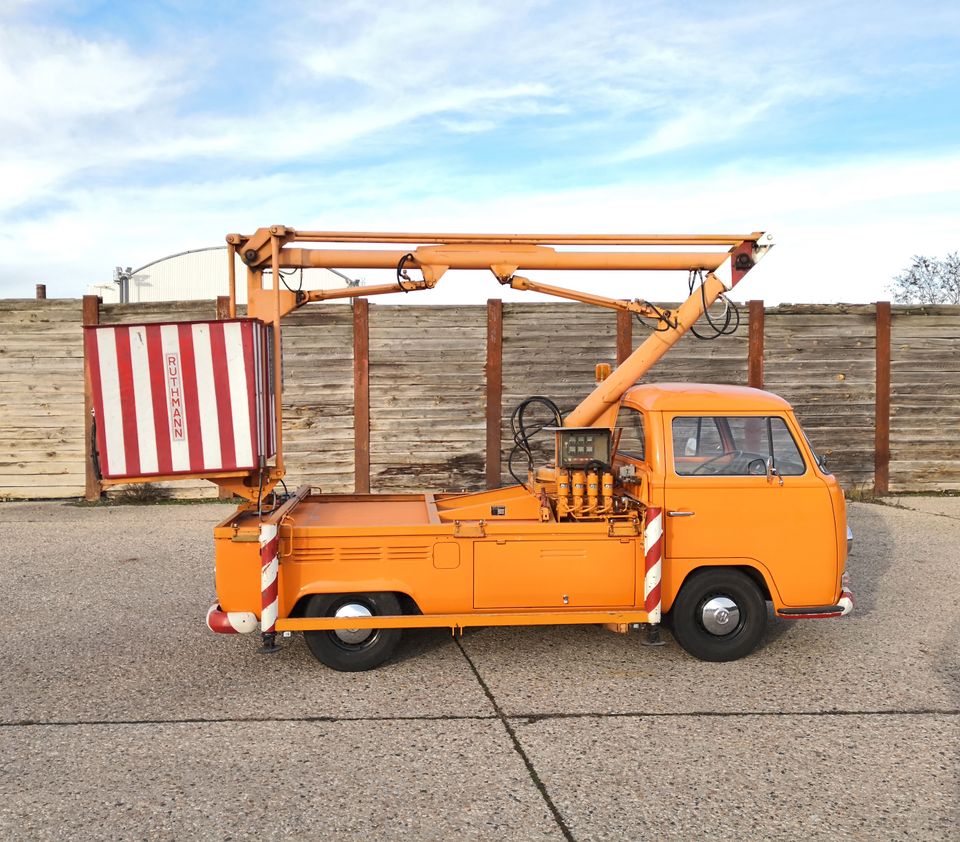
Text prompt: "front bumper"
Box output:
[[777, 572, 854, 619]]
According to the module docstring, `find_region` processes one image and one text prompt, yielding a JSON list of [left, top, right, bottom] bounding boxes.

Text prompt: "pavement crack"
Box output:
[[512, 708, 960, 725], [455, 638, 575, 842], [0, 713, 499, 729], [869, 500, 960, 522], [5, 707, 955, 731]]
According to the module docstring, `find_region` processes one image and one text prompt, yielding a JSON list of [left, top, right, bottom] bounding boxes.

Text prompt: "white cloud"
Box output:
[[0, 30, 177, 131], [3, 147, 958, 307]]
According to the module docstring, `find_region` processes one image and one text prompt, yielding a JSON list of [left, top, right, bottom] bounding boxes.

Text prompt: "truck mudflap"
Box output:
[[206, 603, 259, 634], [776, 572, 854, 619]]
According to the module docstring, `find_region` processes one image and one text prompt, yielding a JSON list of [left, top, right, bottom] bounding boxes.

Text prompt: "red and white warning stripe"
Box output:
[[644, 506, 663, 624], [260, 522, 280, 634], [206, 603, 258, 634], [839, 571, 854, 616], [85, 319, 275, 479]]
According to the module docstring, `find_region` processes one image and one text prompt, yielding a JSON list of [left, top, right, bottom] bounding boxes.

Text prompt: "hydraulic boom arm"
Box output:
[[223, 227, 773, 496]]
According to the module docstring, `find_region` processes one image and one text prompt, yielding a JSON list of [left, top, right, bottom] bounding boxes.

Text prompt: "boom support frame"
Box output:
[[214, 227, 772, 499]]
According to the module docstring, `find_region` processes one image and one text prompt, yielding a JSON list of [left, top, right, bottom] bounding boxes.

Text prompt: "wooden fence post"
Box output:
[[748, 300, 764, 388], [82, 295, 102, 502], [353, 299, 371, 493], [485, 299, 504, 489], [616, 309, 632, 366], [874, 301, 891, 494]]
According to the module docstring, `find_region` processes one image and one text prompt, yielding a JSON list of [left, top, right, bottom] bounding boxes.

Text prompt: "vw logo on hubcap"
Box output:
[[701, 596, 740, 636]]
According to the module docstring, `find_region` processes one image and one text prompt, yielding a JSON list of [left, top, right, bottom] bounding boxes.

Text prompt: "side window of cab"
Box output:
[[672, 415, 807, 477], [615, 405, 646, 461], [672, 416, 723, 458]]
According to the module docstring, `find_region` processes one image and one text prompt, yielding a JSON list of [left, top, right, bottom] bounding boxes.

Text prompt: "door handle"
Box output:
[[667, 510, 695, 517]]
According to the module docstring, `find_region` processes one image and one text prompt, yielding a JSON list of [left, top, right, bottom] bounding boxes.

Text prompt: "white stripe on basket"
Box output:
[[191, 323, 222, 470], [95, 328, 126, 476], [128, 325, 158, 474]]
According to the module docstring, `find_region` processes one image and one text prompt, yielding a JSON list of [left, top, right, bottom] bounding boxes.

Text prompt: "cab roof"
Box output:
[[622, 383, 793, 413]]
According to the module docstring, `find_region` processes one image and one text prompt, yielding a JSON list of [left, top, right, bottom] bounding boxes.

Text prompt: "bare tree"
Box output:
[[890, 253, 960, 304]]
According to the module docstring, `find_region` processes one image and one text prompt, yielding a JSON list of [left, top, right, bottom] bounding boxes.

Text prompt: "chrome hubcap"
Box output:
[[700, 596, 740, 636], [333, 603, 374, 644]]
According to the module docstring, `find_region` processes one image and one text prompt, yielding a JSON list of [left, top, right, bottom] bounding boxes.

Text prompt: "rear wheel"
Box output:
[[669, 568, 766, 662], [303, 592, 402, 671]]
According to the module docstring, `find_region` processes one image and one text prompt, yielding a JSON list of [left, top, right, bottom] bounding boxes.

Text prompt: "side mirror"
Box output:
[[766, 457, 784, 487]]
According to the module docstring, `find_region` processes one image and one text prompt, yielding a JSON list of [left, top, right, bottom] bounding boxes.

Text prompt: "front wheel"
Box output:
[[303, 592, 402, 671], [668, 569, 766, 662]]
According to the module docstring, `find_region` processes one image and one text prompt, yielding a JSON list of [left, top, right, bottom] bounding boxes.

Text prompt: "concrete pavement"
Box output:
[[1, 499, 957, 840]]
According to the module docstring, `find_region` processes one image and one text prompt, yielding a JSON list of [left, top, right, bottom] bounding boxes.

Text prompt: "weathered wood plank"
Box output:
[[889, 308, 960, 490], [2, 298, 959, 497]]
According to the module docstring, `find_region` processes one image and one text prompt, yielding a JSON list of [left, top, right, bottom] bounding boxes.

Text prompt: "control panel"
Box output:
[[555, 427, 612, 469]]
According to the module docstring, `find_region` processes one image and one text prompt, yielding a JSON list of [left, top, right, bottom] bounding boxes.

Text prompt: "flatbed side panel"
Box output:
[[281, 534, 474, 615], [285, 518, 613, 539], [280, 519, 632, 617]]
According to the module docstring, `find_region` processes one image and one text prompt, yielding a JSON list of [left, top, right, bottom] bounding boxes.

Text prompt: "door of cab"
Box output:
[[662, 413, 837, 607]]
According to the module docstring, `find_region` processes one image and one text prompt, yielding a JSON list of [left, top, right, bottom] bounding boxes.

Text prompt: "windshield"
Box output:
[[614, 405, 646, 461], [801, 429, 831, 474]]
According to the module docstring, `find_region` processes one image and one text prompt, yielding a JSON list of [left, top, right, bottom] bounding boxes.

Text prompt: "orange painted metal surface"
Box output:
[[199, 228, 844, 647], [275, 610, 652, 633], [277, 245, 731, 273], [212, 385, 847, 632]]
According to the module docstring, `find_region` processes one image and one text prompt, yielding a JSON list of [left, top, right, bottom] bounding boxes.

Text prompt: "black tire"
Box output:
[[668, 568, 766, 662], [303, 592, 402, 672]]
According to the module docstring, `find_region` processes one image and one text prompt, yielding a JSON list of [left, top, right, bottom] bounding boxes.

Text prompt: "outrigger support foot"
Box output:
[[258, 632, 282, 654], [641, 623, 666, 647]]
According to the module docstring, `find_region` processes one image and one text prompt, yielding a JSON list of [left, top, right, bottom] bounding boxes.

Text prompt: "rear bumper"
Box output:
[[777, 573, 854, 619], [206, 603, 259, 634]]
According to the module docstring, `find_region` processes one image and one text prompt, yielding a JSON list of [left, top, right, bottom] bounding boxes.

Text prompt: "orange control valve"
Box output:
[[557, 469, 571, 519], [586, 469, 599, 516], [602, 471, 614, 513], [571, 470, 585, 517]]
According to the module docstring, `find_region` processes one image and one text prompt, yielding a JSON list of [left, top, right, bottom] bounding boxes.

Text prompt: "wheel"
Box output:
[[668, 568, 766, 662], [303, 592, 402, 671]]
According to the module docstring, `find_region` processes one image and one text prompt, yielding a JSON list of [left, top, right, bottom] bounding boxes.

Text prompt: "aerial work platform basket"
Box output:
[[84, 318, 276, 481]]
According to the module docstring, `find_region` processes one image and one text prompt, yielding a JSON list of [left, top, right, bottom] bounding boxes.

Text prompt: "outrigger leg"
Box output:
[[259, 631, 281, 654], [642, 623, 666, 647]]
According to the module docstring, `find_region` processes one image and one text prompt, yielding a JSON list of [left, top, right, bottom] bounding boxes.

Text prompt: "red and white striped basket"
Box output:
[[84, 319, 276, 480]]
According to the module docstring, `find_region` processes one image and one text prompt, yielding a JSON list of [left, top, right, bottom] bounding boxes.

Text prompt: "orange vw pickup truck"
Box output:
[[211, 382, 853, 670]]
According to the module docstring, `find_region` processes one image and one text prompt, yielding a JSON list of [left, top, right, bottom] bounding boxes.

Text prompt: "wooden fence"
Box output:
[[1, 297, 957, 499]]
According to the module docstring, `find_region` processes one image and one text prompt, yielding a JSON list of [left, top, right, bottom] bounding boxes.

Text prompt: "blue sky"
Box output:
[[1, 0, 959, 304]]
